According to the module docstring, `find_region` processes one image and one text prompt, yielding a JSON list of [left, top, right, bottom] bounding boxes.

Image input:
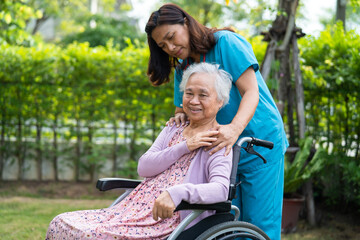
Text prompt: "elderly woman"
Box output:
[[145, 4, 288, 240], [45, 62, 233, 240]]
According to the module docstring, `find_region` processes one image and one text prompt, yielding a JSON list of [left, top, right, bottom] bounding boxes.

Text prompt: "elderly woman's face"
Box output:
[[182, 73, 223, 123]]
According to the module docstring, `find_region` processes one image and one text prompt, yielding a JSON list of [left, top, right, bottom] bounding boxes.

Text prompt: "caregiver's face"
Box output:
[[151, 23, 191, 60]]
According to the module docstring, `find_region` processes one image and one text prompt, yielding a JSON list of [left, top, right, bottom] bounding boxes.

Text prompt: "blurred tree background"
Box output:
[[1, 0, 360, 217]]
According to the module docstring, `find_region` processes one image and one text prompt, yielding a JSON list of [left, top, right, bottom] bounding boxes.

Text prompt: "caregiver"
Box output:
[[145, 3, 288, 240]]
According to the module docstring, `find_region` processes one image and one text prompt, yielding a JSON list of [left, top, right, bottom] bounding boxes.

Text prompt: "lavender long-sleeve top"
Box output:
[[137, 124, 233, 227]]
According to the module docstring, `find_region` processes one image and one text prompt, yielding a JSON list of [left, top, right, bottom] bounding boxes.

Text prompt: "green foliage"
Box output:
[[248, 35, 267, 64], [284, 138, 327, 194], [0, 0, 41, 46], [232, 0, 275, 35], [163, 0, 225, 26], [0, 39, 173, 181], [299, 22, 360, 154], [1, 4, 359, 208], [162, 0, 277, 34], [117, 160, 139, 179], [297, 24, 360, 206], [26, 0, 115, 36], [319, 153, 360, 207], [60, 14, 144, 48]]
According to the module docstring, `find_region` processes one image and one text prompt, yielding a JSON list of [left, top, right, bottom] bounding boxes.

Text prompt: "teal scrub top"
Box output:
[[174, 30, 289, 172]]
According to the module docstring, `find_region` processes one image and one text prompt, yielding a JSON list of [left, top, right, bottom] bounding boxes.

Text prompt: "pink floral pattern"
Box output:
[[46, 125, 197, 240]]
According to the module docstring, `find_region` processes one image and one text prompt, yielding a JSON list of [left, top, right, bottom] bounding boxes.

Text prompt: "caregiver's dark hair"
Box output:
[[145, 3, 233, 86]]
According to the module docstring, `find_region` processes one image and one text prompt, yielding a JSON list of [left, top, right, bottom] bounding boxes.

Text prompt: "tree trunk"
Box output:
[[0, 110, 5, 181], [75, 117, 82, 182], [262, 0, 316, 227], [344, 95, 350, 154], [88, 125, 95, 182], [124, 116, 128, 146], [277, 45, 290, 117], [0, 93, 6, 181], [337, 111, 343, 152], [52, 116, 59, 181], [291, 17, 317, 227], [292, 34, 306, 139], [260, 40, 276, 82], [356, 118, 360, 159], [112, 121, 118, 177], [130, 115, 138, 162], [35, 101, 42, 181], [203, 3, 211, 26], [304, 179, 316, 226], [36, 120, 42, 181], [336, 0, 347, 30], [31, 16, 49, 35], [129, 115, 139, 179], [277, 0, 298, 50], [151, 107, 156, 142], [286, 82, 296, 146], [326, 92, 331, 150], [16, 113, 23, 181]]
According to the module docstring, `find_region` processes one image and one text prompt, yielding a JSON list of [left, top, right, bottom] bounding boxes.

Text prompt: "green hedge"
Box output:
[[0, 40, 173, 181], [299, 23, 360, 207]]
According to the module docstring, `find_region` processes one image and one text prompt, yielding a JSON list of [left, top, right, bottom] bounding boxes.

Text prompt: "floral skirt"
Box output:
[[46, 126, 196, 240]]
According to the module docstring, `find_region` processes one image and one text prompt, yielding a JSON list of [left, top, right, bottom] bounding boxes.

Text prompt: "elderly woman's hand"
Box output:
[[206, 123, 244, 156], [152, 191, 176, 221]]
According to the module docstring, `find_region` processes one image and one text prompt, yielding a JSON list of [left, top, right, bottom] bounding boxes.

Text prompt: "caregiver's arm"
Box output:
[[208, 67, 259, 156]]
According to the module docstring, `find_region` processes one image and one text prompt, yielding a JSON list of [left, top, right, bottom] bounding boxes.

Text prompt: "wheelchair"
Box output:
[[96, 136, 273, 240]]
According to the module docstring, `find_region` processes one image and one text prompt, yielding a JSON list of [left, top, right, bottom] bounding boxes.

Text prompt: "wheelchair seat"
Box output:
[[97, 137, 273, 240]]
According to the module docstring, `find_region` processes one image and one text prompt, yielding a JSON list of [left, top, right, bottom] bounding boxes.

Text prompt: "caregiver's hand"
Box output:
[[205, 123, 244, 156], [153, 191, 176, 221], [167, 112, 188, 127]]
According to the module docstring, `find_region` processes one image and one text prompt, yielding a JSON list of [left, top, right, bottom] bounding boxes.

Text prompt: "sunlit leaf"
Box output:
[[4, 13, 12, 24]]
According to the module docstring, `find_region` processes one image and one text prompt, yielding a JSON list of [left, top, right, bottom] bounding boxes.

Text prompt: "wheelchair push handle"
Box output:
[[251, 137, 274, 149], [234, 137, 274, 164], [235, 136, 273, 149]]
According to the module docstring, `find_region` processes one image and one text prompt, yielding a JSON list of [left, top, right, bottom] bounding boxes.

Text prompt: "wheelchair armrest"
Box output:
[[174, 200, 232, 213], [96, 178, 142, 191]]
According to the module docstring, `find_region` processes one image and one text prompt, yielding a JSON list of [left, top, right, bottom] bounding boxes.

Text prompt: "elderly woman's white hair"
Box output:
[[180, 62, 232, 108]]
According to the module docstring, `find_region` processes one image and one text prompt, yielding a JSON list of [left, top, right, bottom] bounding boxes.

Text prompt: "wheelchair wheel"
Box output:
[[194, 221, 270, 240]]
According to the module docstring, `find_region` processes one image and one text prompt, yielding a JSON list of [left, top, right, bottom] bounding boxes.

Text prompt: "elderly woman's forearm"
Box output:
[[167, 181, 229, 206], [137, 141, 190, 177]]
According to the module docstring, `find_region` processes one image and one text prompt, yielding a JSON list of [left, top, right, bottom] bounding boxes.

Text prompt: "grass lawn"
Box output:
[[0, 197, 112, 240], [0, 181, 359, 239], [281, 218, 360, 240], [1, 197, 360, 240]]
